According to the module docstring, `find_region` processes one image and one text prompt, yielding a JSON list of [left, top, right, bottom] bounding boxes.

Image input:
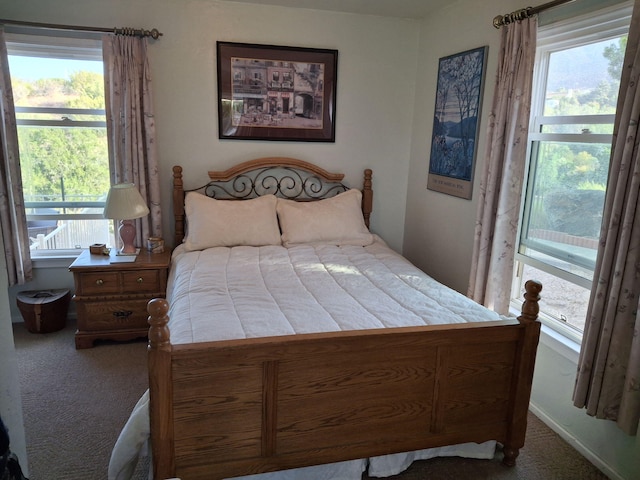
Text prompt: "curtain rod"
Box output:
[[493, 0, 577, 28], [0, 18, 162, 39]]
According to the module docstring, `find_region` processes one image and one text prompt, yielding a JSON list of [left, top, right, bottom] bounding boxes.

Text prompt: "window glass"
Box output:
[[7, 45, 114, 254], [512, 5, 631, 338], [521, 139, 608, 272], [544, 39, 623, 116]]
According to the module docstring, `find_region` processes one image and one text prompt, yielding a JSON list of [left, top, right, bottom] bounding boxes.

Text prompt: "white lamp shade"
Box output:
[[103, 183, 150, 220]]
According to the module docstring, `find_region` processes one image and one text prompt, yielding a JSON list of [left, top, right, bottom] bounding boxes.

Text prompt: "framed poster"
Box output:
[[427, 46, 488, 199], [216, 41, 338, 142]]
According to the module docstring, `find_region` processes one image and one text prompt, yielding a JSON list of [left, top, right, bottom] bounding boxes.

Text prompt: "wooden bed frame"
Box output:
[[147, 157, 541, 480]]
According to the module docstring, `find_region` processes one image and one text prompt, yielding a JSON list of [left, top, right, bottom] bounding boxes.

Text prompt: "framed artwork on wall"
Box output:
[[427, 46, 488, 199], [216, 41, 338, 142]]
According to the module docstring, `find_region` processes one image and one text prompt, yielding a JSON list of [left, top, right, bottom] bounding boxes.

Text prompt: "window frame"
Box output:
[[6, 31, 111, 258], [511, 2, 633, 342]]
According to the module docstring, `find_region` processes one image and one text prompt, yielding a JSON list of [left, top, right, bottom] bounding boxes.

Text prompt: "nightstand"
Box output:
[[69, 249, 171, 349]]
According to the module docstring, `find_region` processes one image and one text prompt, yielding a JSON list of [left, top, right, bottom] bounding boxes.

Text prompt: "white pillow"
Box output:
[[276, 189, 374, 247], [183, 193, 281, 250]]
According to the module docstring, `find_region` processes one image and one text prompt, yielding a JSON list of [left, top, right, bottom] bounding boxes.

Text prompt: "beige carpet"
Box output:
[[13, 320, 609, 480]]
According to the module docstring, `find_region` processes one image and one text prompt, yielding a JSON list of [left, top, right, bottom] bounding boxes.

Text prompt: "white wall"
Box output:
[[405, 1, 639, 479], [403, 0, 503, 294], [531, 338, 639, 480], [0, 233, 28, 475]]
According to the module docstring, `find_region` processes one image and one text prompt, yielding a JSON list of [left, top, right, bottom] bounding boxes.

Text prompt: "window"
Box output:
[[511, 4, 632, 341], [6, 34, 114, 256]]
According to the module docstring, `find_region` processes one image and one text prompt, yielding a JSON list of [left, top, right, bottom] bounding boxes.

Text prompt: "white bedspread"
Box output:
[[109, 238, 501, 480]]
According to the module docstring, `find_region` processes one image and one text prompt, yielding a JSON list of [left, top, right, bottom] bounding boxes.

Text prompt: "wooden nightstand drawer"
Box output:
[[77, 299, 150, 331], [121, 270, 161, 293], [77, 272, 121, 295]]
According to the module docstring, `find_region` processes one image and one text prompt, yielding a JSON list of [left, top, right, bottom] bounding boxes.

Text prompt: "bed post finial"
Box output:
[[148, 298, 171, 350], [362, 169, 373, 228], [173, 166, 185, 246], [518, 279, 542, 324]]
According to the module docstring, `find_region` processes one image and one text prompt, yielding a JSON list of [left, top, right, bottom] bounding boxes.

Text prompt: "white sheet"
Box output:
[[109, 238, 501, 480]]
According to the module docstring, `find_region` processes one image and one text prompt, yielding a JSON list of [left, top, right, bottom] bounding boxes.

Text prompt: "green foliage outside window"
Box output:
[[529, 37, 626, 235], [12, 70, 110, 204]]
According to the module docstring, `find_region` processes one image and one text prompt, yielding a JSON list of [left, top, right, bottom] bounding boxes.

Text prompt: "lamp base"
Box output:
[[118, 220, 139, 255]]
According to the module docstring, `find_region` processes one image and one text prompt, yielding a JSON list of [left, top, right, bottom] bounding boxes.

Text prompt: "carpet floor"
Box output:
[[12, 320, 610, 480]]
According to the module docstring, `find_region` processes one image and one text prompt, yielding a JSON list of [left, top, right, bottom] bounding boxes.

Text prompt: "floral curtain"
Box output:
[[103, 35, 162, 248], [573, 0, 640, 436], [0, 28, 32, 286], [467, 17, 537, 314]]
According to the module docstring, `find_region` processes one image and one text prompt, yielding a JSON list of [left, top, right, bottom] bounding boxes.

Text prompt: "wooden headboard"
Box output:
[[172, 157, 373, 246]]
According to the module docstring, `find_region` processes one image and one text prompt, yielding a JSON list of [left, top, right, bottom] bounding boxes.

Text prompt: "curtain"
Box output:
[[0, 29, 32, 286], [467, 17, 537, 314], [573, 1, 640, 436], [103, 35, 162, 248]]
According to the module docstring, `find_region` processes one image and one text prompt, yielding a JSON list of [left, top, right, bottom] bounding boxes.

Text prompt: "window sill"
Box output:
[[31, 253, 80, 269], [509, 306, 580, 364]]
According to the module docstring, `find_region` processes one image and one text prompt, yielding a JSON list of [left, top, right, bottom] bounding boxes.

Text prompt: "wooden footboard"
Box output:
[[147, 281, 541, 480]]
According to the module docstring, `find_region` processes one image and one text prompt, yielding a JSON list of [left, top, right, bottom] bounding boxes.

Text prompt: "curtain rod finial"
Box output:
[[113, 26, 163, 38], [493, 15, 505, 28]]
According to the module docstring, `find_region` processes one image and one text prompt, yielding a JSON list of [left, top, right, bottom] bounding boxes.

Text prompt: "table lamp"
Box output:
[[103, 183, 150, 255]]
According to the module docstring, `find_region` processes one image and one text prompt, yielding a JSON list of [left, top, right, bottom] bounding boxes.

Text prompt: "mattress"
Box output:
[[109, 238, 502, 480]]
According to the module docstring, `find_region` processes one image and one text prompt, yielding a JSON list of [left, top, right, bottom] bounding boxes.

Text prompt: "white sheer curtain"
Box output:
[[467, 17, 537, 314], [0, 28, 31, 286], [103, 35, 162, 248]]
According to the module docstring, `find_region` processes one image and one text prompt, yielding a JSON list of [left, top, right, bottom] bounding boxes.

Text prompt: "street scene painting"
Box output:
[[428, 46, 487, 199], [217, 42, 338, 142]]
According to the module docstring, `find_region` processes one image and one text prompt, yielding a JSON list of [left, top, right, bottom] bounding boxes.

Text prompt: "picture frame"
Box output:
[[216, 41, 338, 142], [427, 46, 488, 199]]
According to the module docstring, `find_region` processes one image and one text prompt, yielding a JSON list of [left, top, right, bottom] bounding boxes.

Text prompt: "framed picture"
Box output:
[[427, 46, 488, 199], [216, 41, 338, 142]]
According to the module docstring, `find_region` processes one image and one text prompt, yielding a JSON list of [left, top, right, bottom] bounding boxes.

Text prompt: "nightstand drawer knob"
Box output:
[[96, 279, 104, 286], [137, 277, 143, 284], [113, 310, 133, 318]]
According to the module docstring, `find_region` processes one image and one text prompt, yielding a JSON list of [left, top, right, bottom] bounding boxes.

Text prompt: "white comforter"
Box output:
[[109, 238, 502, 480]]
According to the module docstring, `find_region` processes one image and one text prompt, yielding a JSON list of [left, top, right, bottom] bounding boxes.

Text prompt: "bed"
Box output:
[[110, 157, 542, 480]]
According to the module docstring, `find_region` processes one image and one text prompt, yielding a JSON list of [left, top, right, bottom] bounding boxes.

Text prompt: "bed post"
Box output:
[[362, 168, 373, 228], [173, 165, 185, 246], [147, 298, 175, 479], [503, 279, 542, 466]]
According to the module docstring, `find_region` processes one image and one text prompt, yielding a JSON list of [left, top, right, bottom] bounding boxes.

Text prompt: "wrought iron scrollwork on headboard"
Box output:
[[199, 166, 348, 200]]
